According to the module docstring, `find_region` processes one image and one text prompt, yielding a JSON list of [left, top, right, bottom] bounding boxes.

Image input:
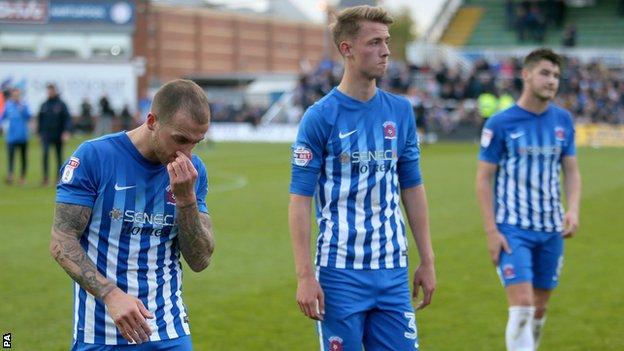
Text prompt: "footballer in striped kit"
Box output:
[[50, 79, 215, 351], [477, 48, 581, 351], [289, 6, 436, 351]]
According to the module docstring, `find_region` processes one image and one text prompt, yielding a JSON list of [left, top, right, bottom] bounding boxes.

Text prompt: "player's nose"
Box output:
[[381, 43, 390, 57], [178, 147, 193, 159]]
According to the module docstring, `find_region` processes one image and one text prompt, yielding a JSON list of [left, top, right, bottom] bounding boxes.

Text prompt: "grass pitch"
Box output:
[[0, 138, 622, 350]]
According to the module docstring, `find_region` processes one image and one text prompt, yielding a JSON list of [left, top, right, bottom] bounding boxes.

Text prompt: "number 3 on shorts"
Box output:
[[404, 312, 418, 347]]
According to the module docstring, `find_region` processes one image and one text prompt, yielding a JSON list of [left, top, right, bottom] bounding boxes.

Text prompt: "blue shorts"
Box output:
[[317, 266, 419, 351], [71, 335, 192, 351], [496, 224, 564, 290]]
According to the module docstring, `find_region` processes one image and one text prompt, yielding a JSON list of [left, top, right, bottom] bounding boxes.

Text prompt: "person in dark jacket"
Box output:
[[38, 83, 71, 186]]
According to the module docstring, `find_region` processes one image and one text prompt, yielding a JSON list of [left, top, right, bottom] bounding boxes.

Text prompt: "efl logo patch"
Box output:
[[481, 128, 493, 147], [61, 156, 80, 184], [383, 121, 397, 139], [503, 264, 516, 280], [555, 126, 565, 141], [292, 146, 313, 167], [328, 336, 343, 351], [166, 185, 176, 205]]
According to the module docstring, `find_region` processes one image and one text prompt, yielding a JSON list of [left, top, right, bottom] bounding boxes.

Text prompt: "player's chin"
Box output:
[[370, 70, 386, 80], [541, 89, 557, 99]]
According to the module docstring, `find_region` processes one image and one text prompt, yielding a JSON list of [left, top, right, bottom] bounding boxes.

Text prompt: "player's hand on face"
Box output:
[[104, 288, 154, 344], [562, 211, 579, 239], [413, 264, 436, 310], [486, 229, 511, 265], [296, 276, 325, 321], [167, 151, 198, 206]]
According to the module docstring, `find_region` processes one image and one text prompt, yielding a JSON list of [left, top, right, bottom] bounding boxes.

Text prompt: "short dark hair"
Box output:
[[523, 48, 562, 69], [151, 79, 210, 125], [330, 5, 393, 53]]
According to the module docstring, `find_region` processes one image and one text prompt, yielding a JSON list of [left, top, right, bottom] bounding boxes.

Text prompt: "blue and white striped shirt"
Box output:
[[479, 104, 576, 233], [56, 132, 209, 345], [290, 88, 423, 270]]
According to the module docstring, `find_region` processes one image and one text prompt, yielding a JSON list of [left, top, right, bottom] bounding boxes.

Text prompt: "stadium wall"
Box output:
[[133, 0, 335, 95]]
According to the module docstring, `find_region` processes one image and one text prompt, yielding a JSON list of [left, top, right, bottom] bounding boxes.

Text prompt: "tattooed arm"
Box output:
[[167, 151, 215, 272], [49, 203, 116, 299], [176, 203, 215, 272], [49, 203, 153, 344]]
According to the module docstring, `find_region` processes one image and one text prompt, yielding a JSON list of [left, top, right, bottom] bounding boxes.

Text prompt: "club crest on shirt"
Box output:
[[329, 336, 344, 351], [555, 126, 565, 141], [292, 146, 313, 167], [339, 152, 350, 164], [109, 208, 123, 221], [383, 121, 397, 139], [61, 156, 80, 184], [166, 185, 176, 205], [481, 128, 493, 148]]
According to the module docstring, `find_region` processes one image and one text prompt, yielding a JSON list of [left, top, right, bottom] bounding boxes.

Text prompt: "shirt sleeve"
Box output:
[[193, 156, 209, 214], [478, 117, 505, 164], [397, 104, 423, 189], [289, 107, 327, 196], [563, 113, 576, 157], [56, 142, 100, 208]]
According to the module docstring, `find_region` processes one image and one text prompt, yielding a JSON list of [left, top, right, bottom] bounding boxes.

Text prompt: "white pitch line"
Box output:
[[209, 171, 249, 194]]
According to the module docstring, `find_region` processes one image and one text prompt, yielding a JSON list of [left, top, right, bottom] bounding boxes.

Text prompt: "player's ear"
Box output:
[[146, 112, 157, 131], [521, 67, 530, 81], [340, 41, 352, 58]]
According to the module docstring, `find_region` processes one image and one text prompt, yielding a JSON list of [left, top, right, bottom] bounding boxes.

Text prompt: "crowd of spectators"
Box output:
[[289, 56, 624, 135], [210, 101, 266, 126]]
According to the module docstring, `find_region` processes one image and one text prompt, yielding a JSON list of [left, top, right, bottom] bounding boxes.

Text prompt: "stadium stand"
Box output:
[[441, 0, 624, 47]]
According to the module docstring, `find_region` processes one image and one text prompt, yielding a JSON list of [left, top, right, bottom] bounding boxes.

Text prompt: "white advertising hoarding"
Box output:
[[0, 61, 136, 115]]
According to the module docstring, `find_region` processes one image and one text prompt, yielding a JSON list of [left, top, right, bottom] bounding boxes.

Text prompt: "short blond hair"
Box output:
[[330, 5, 393, 52]]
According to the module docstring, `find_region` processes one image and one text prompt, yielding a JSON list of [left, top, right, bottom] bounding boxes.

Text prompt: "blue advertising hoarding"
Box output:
[[0, 0, 135, 25]]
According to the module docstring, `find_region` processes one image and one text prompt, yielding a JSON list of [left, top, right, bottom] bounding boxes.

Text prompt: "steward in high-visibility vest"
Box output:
[[478, 92, 498, 120], [498, 92, 515, 111], [478, 91, 498, 135]]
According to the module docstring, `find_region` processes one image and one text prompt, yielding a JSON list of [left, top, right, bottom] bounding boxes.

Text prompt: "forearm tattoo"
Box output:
[[176, 202, 215, 271], [50, 203, 115, 300]]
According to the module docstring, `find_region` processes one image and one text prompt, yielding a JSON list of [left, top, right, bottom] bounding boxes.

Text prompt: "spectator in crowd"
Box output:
[[562, 24, 577, 47], [96, 95, 115, 136], [478, 87, 499, 134], [498, 85, 515, 112], [505, 0, 516, 30], [73, 98, 94, 134], [1, 88, 31, 184], [527, 4, 547, 43], [515, 7, 528, 43], [119, 104, 134, 130], [38, 83, 71, 186]]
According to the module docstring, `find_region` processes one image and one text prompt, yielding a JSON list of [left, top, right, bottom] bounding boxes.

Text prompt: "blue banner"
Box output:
[[49, 0, 134, 25]]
